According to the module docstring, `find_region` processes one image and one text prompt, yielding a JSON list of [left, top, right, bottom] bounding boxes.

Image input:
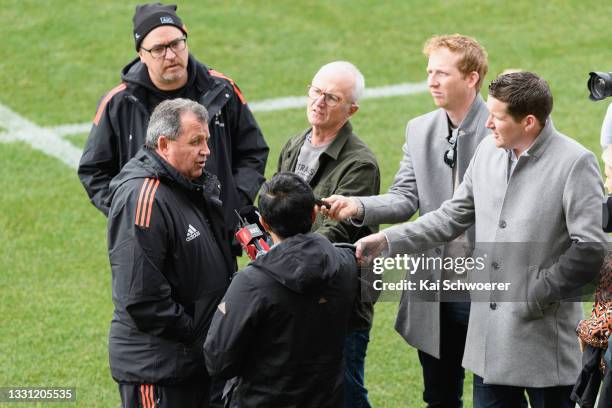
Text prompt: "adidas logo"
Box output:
[[186, 224, 200, 242]]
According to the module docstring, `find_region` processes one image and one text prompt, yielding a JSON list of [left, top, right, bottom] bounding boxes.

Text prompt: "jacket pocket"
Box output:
[[521, 265, 551, 321]]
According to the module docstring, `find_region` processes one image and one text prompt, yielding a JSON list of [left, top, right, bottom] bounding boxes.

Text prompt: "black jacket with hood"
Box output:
[[203, 233, 358, 408], [78, 55, 269, 255], [107, 147, 233, 384]]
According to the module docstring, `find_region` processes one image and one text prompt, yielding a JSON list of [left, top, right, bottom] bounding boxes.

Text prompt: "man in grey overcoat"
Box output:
[[324, 34, 490, 406], [337, 72, 607, 407]]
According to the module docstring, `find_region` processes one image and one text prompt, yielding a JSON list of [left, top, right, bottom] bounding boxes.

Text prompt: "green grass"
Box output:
[[2, 1, 612, 407], [64, 134, 89, 150]]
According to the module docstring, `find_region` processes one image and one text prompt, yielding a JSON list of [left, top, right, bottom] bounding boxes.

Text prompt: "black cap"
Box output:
[[133, 3, 188, 51]]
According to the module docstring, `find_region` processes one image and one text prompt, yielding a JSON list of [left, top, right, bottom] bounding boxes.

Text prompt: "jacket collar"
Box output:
[[430, 94, 487, 141], [518, 117, 554, 159], [292, 121, 353, 161], [322, 121, 353, 160], [458, 94, 487, 135], [190, 56, 215, 93]]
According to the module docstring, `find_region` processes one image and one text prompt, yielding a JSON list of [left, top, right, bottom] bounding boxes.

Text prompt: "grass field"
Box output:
[[2, 1, 612, 407]]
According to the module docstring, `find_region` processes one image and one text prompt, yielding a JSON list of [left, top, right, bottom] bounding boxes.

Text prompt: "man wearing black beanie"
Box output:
[[132, 3, 187, 51], [78, 3, 268, 408], [78, 1, 269, 255]]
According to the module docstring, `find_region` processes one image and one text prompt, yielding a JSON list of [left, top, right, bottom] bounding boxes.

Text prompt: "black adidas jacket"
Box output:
[[78, 55, 269, 254], [204, 233, 358, 407], [107, 147, 233, 384]]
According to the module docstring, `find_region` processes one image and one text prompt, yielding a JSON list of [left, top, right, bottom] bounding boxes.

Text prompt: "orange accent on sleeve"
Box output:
[[139, 179, 156, 227], [92, 83, 127, 125], [209, 69, 247, 104], [135, 178, 152, 226], [145, 179, 160, 228]]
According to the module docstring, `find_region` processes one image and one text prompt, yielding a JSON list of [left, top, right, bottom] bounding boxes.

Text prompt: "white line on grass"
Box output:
[[0, 80, 429, 168], [49, 123, 94, 137], [49, 81, 429, 136], [249, 81, 429, 112], [0, 104, 83, 169]]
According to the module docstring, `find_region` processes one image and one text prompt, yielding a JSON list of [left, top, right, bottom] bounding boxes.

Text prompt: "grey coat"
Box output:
[[355, 95, 489, 357], [384, 119, 607, 386]]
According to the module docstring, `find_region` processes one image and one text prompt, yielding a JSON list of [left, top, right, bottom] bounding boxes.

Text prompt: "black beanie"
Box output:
[[133, 3, 188, 51]]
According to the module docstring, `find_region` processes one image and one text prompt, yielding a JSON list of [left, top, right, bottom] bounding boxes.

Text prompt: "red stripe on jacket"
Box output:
[[135, 178, 160, 228], [135, 178, 152, 226], [92, 83, 127, 125], [209, 69, 246, 104]]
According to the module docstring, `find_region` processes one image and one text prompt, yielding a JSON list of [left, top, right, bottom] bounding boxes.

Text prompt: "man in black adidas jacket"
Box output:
[[204, 172, 359, 408], [107, 99, 233, 408], [78, 3, 268, 255]]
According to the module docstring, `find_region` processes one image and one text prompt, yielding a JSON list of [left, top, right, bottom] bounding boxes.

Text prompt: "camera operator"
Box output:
[[204, 172, 359, 408]]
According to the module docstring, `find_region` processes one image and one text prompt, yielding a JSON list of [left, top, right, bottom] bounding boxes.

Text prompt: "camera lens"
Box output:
[[588, 71, 612, 101]]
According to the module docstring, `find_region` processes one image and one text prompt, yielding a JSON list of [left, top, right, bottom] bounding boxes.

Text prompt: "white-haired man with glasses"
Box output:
[[322, 35, 493, 407], [277, 61, 380, 408], [78, 3, 269, 260]]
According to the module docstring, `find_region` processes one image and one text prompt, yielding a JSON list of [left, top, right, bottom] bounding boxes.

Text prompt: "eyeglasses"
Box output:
[[444, 129, 458, 168], [307, 85, 343, 107], [140, 37, 187, 59]]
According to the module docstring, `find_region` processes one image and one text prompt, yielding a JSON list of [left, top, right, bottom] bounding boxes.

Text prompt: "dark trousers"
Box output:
[[118, 378, 210, 408], [473, 374, 572, 408], [417, 310, 468, 408], [344, 329, 372, 408], [208, 378, 225, 408], [571, 344, 612, 408]]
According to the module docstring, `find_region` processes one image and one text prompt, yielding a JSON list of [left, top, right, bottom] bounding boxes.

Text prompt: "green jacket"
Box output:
[[278, 121, 380, 330], [278, 121, 381, 244]]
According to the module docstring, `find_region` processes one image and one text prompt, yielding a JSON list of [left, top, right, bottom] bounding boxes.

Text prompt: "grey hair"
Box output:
[[145, 98, 209, 148], [316, 61, 365, 102]]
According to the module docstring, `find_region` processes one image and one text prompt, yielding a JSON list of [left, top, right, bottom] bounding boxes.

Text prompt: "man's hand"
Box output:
[[355, 232, 388, 263], [319, 195, 360, 220]]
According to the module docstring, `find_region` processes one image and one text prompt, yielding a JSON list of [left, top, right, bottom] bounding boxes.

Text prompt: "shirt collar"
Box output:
[[507, 141, 534, 163]]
